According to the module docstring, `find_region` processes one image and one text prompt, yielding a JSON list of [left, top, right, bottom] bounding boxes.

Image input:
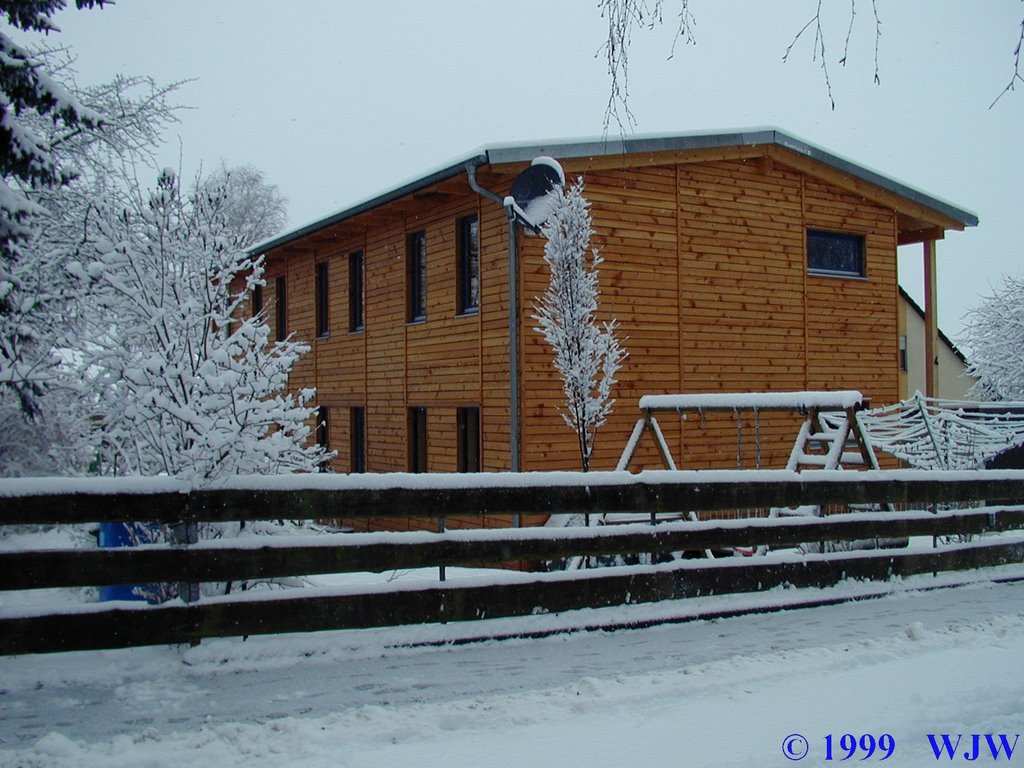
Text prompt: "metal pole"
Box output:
[[508, 208, 520, 475]]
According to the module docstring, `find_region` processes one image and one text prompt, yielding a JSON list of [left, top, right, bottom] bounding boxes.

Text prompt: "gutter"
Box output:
[[466, 160, 523, 481]]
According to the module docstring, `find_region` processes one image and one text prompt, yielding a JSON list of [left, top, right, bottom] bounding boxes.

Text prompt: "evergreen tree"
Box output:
[[0, 0, 105, 420]]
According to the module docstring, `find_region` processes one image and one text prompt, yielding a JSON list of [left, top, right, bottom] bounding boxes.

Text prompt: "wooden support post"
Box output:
[[923, 239, 939, 398]]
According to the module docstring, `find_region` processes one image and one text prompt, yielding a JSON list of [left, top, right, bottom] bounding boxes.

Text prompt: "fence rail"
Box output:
[[4, 469, 1024, 525], [4, 469, 1024, 656]]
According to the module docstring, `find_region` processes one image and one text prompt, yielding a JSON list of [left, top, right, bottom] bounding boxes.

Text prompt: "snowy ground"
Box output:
[[2, 570, 1024, 767]]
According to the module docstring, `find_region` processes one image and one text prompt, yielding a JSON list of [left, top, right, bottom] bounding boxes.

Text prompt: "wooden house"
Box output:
[[254, 129, 977, 521]]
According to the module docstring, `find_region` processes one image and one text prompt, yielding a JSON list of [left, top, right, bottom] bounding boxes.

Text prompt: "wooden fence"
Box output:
[[3, 469, 1024, 655]]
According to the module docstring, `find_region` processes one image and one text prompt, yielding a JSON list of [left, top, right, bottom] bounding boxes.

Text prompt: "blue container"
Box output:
[[98, 522, 154, 602]]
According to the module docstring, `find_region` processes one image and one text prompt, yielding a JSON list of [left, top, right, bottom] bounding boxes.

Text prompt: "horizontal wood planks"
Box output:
[[265, 153, 905, 502]]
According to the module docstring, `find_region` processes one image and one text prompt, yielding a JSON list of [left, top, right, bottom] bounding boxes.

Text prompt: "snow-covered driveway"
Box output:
[[2, 574, 1024, 767]]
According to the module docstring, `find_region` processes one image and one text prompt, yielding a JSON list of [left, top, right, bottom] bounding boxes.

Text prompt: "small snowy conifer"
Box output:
[[962, 273, 1024, 401], [532, 179, 626, 471]]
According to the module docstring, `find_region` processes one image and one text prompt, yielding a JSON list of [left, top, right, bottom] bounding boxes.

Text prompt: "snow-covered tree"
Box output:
[[1, 1, 105, 419], [532, 179, 627, 472], [1, 1, 105, 250], [0, 59, 182, 476], [72, 168, 328, 484], [193, 163, 288, 249], [962, 273, 1024, 401]]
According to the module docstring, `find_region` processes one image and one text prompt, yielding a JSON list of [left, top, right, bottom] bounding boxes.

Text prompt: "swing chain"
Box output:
[[735, 407, 743, 469], [754, 407, 761, 468]]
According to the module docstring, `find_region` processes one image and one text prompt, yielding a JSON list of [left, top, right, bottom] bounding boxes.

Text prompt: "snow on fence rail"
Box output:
[[3, 470, 1024, 655]]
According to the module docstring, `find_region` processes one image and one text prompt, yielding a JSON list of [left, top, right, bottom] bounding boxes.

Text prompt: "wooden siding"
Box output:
[[267, 153, 904, 512], [518, 158, 899, 472]]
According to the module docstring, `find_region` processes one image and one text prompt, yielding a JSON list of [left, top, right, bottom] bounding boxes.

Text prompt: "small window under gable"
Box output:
[[807, 230, 866, 278]]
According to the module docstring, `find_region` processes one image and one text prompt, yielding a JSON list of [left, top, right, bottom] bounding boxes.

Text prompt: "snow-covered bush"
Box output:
[[532, 179, 627, 471]]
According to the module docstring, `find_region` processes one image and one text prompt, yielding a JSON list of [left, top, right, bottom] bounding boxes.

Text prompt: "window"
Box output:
[[315, 262, 329, 338], [275, 276, 287, 341], [807, 230, 866, 278], [457, 407, 481, 473], [316, 406, 330, 472], [252, 283, 263, 318], [899, 334, 908, 373], [349, 250, 364, 332], [457, 215, 479, 315], [408, 406, 427, 473], [350, 406, 366, 474], [407, 231, 427, 322]]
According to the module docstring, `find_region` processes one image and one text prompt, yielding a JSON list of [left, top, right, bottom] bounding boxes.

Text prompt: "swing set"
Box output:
[[616, 390, 877, 475]]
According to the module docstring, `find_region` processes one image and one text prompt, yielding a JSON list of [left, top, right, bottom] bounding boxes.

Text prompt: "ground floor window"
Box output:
[[457, 407, 480, 472], [409, 407, 427, 473], [350, 406, 366, 474], [316, 406, 330, 472]]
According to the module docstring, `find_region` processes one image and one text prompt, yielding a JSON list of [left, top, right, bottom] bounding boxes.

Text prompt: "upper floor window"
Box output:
[[349, 250, 364, 333], [807, 230, 866, 278], [315, 261, 329, 338], [407, 231, 427, 322], [457, 215, 480, 315], [275, 275, 287, 341]]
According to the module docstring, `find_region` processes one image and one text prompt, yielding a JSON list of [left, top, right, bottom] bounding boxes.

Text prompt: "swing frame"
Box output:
[[616, 390, 872, 472]]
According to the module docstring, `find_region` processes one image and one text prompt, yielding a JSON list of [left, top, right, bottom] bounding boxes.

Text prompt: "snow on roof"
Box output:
[[251, 128, 978, 256]]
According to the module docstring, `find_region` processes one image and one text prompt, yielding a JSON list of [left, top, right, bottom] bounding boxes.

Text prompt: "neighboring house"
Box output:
[[254, 129, 977, 511], [898, 287, 977, 400]]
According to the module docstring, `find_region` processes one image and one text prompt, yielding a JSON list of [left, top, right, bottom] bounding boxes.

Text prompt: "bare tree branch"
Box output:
[[598, 0, 695, 134], [783, 0, 835, 109], [991, 3, 1024, 109]]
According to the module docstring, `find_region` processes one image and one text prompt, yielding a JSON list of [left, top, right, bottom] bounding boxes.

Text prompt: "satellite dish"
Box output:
[[507, 156, 565, 230]]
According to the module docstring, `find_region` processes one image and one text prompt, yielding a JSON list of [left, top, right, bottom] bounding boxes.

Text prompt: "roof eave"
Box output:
[[251, 152, 488, 256], [253, 129, 978, 256]]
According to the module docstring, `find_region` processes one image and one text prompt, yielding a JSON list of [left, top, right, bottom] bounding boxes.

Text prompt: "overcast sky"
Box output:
[[43, 1, 1024, 342]]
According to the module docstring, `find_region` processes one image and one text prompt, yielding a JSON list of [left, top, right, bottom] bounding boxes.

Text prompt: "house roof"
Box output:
[[253, 128, 979, 256]]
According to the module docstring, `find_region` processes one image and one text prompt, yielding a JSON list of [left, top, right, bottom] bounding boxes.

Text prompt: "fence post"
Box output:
[[169, 499, 200, 606]]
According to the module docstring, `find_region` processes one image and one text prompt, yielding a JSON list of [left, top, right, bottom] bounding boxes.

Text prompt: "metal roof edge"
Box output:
[[483, 128, 780, 165], [254, 128, 977, 255], [251, 152, 488, 255], [770, 131, 979, 229]]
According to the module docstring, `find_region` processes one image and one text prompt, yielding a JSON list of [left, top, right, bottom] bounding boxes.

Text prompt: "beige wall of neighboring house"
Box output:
[[898, 287, 976, 400]]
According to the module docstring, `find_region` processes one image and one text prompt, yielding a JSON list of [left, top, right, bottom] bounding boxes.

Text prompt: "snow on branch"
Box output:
[[961, 272, 1024, 402], [532, 179, 627, 472]]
